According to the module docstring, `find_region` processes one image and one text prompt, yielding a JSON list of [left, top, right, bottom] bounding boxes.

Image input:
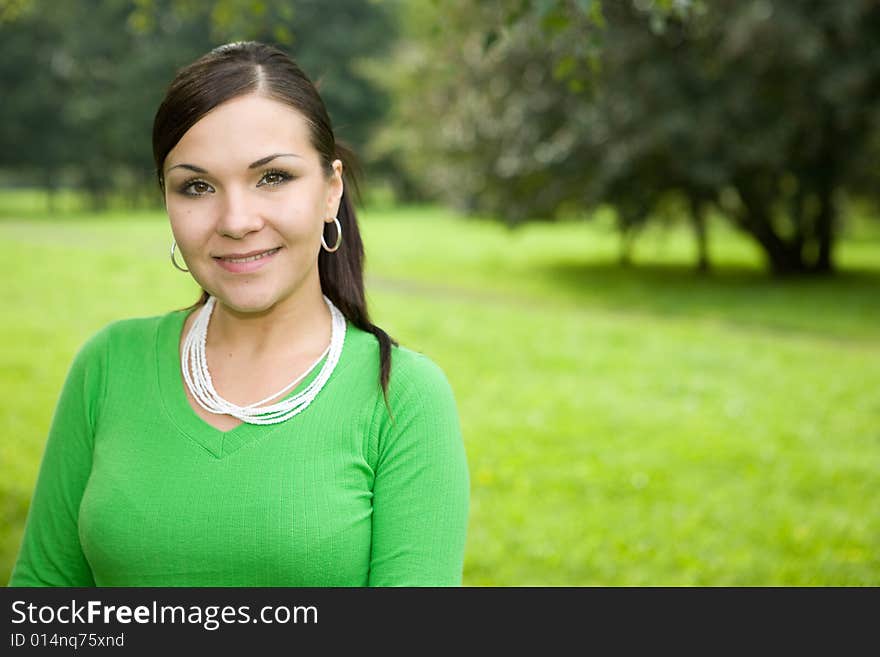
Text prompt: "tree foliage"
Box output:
[[0, 0, 396, 208], [376, 0, 880, 274]]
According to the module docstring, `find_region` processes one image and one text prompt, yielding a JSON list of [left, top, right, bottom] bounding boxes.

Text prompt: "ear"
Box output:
[[326, 159, 344, 220]]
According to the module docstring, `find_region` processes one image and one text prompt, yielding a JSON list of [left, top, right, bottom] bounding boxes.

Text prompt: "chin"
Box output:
[[204, 286, 280, 316], [221, 297, 279, 316]]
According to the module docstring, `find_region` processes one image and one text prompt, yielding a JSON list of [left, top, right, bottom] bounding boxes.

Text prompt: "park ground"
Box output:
[[1, 193, 878, 585]]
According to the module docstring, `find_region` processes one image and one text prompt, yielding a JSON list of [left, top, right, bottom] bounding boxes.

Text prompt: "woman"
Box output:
[[9, 42, 470, 587]]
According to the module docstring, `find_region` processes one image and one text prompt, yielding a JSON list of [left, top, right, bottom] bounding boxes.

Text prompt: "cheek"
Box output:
[[272, 197, 324, 241], [168, 210, 190, 242], [167, 204, 207, 245]]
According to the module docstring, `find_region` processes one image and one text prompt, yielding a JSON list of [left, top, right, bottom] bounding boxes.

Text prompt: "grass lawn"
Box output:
[[1, 196, 878, 585]]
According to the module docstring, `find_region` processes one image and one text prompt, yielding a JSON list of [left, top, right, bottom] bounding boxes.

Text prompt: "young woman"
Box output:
[[9, 41, 470, 586]]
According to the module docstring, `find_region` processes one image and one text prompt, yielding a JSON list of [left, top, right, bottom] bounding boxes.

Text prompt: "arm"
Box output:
[[8, 328, 109, 586], [368, 352, 470, 586]]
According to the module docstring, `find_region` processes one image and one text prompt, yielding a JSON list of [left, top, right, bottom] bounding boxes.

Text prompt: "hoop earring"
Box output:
[[321, 217, 343, 253], [170, 240, 189, 272]]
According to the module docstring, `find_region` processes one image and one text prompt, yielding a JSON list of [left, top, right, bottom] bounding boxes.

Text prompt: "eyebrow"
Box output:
[[165, 153, 302, 174]]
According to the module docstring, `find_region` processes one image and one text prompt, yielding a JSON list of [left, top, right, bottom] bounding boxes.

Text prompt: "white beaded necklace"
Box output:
[[181, 295, 346, 425]]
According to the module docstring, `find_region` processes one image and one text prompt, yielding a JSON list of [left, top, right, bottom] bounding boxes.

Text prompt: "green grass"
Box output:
[[2, 196, 878, 586]]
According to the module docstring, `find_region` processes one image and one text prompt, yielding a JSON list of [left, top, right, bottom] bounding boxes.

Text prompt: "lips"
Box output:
[[214, 247, 282, 263], [213, 246, 282, 273]]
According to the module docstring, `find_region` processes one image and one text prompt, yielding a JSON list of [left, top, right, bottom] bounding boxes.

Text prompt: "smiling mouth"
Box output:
[[214, 247, 282, 264]]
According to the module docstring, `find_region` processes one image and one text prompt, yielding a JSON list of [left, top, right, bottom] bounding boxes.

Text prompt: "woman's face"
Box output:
[[163, 93, 343, 315]]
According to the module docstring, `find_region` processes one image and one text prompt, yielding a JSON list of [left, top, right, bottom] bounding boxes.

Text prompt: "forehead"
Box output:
[[167, 94, 316, 168]]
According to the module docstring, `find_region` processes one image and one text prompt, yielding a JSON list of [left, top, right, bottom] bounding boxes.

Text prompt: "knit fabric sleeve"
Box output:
[[367, 349, 470, 586], [8, 326, 110, 586]]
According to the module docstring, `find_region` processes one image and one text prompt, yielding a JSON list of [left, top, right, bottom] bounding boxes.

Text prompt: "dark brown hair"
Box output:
[[152, 41, 396, 397]]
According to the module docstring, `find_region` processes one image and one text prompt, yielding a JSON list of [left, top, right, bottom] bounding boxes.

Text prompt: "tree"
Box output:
[[589, 0, 880, 274], [0, 0, 396, 208], [376, 0, 880, 274]]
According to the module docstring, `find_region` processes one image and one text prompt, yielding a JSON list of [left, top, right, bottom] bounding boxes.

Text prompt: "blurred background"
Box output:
[[1, 0, 878, 585]]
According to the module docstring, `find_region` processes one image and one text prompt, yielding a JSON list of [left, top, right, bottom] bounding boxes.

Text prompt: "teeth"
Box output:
[[223, 248, 279, 263]]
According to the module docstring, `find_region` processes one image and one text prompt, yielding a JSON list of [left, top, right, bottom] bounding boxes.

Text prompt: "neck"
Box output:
[[208, 285, 333, 361]]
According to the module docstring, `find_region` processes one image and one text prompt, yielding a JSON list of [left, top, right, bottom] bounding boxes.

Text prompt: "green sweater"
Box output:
[[9, 309, 470, 587]]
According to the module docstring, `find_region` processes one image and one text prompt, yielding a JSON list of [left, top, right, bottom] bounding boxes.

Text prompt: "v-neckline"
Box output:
[[156, 308, 344, 459]]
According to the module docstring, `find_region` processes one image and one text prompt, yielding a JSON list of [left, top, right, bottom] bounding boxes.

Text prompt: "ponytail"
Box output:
[[319, 143, 397, 405]]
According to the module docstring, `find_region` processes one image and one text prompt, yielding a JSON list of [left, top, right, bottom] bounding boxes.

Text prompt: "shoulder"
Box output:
[[95, 311, 173, 342], [383, 341, 460, 439], [83, 309, 182, 350], [366, 338, 464, 473], [70, 309, 181, 370], [387, 344, 455, 405], [343, 323, 456, 404]]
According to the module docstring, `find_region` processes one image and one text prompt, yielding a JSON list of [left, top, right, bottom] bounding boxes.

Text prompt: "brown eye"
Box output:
[[180, 180, 214, 197], [257, 170, 293, 187]]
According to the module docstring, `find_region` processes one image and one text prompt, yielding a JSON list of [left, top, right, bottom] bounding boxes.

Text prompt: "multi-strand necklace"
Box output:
[[181, 295, 346, 425]]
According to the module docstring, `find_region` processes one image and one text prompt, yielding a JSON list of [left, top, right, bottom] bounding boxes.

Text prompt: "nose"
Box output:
[[216, 188, 264, 239]]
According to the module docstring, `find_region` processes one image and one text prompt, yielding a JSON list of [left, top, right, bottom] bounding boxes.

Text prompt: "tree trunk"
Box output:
[[812, 111, 837, 274], [44, 167, 57, 214], [46, 186, 57, 215], [734, 183, 807, 275], [813, 186, 835, 273], [617, 216, 633, 266], [688, 197, 710, 273]]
